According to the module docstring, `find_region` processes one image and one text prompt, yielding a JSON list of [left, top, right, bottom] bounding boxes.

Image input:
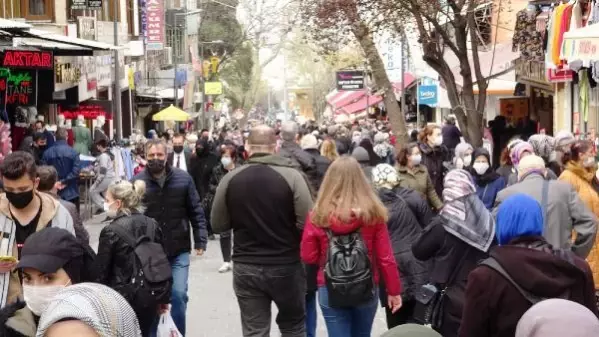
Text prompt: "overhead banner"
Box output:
[[418, 85, 438, 107], [204, 82, 223, 95], [336, 71, 365, 91], [146, 0, 164, 50]]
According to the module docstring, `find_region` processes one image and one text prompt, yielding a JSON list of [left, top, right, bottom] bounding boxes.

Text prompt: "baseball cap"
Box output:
[[17, 228, 85, 274]]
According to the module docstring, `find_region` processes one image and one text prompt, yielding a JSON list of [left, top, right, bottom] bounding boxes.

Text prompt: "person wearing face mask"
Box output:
[[452, 142, 473, 170], [418, 125, 450, 198], [0, 227, 96, 337], [89, 139, 115, 215], [469, 148, 506, 210], [0, 152, 76, 308], [206, 144, 238, 273], [396, 143, 443, 211], [548, 131, 575, 177], [29, 133, 47, 165], [167, 134, 191, 172], [190, 137, 220, 240], [95, 179, 166, 336], [132, 139, 207, 336]]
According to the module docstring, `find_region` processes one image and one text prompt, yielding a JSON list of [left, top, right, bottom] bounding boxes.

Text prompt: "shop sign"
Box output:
[[146, 0, 164, 50], [0, 68, 36, 106], [55, 62, 81, 86], [71, 0, 87, 10], [77, 17, 97, 40], [58, 100, 112, 120], [96, 55, 112, 86], [204, 82, 223, 95], [563, 37, 599, 62], [418, 85, 438, 107], [140, 0, 147, 44], [336, 71, 365, 91], [547, 68, 574, 83], [0, 50, 53, 70], [515, 59, 548, 85]]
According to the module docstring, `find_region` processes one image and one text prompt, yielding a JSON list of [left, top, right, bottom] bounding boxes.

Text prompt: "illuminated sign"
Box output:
[[58, 100, 113, 120], [0, 68, 36, 106], [0, 50, 53, 70]]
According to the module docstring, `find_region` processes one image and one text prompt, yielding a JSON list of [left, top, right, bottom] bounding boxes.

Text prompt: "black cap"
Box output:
[[17, 228, 84, 273]]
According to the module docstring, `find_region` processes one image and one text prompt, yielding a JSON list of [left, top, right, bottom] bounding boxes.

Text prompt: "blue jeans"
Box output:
[[318, 287, 378, 337], [306, 291, 317, 337], [170, 252, 190, 336]]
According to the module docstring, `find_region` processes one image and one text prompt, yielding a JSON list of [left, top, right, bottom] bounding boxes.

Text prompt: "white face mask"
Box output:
[[584, 156, 596, 168], [432, 135, 443, 147], [103, 201, 118, 218], [473, 162, 490, 175], [463, 155, 472, 167], [23, 282, 70, 316], [221, 157, 232, 168], [411, 154, 422, 166]]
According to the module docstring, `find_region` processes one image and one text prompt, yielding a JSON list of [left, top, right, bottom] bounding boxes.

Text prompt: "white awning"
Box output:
[[562, 24, 599, 62], [0, 19, 31, 30], [21, 29, 118, 50]]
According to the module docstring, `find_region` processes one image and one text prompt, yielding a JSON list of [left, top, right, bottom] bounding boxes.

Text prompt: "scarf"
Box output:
[[470, 148, 501, 186], [440, 169, 495, 252], [565, 161, 596, 182]]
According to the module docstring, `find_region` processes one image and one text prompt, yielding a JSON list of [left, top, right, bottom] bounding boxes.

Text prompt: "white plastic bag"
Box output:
[[156, 312, 183, 337]]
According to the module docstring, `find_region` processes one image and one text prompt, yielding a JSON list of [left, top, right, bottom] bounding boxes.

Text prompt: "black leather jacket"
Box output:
[[95, 212, 163, 303]]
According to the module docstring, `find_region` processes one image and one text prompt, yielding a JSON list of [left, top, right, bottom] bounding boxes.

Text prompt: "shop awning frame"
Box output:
[[18, 29, 118, 51]]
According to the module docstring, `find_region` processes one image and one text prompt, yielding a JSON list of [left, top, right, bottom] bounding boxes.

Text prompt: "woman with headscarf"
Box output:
[[0, 228, 96, 337], [359, 137, 383, 166], [373, 132, 395, 165], [35, 283, 142, 337], [459, 194, 597, 337], [373, 164, 433, 328], [515, 299, 599, 337], [506, 141, 535, 186], [496, 138, 522, 182], [412, 169, 494, 337], [469, 148, 506, 209], [548, 131, 575, 177], [452, 143, 473, 170]]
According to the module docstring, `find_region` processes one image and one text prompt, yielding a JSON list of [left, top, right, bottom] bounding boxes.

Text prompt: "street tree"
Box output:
[[300, 0, 409, 145]]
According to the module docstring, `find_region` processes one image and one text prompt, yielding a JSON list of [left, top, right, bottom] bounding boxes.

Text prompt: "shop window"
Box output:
[[100, 0, 120, 22], [22, 0, 52, 20], [0, 0, 21, 18]]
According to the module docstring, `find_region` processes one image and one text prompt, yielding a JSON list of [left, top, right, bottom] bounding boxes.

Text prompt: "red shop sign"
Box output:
[[547, 68, 574, 83], [87, 79, 97, 91], [58, 102, 113, 120], [0, 50, 53, 70]]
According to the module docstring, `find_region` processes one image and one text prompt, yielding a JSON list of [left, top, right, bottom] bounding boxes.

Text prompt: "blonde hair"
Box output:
[[312, 156, 388, 227], [320, 139, 339, 162], [107, 180, 147, 215]]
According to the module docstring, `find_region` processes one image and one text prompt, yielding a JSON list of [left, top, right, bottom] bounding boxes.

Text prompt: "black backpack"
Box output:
[[111, 218, 173, 308], [324, 229, 375, 308]]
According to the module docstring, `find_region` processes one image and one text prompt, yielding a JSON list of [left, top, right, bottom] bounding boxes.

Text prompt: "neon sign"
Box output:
[[0, 69, 35, 106], [0, 50, 53, 70], [0, 68, 32, 86]]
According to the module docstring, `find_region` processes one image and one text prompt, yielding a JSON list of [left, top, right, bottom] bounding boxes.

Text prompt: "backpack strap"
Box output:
[[479, 257, 544, 305]]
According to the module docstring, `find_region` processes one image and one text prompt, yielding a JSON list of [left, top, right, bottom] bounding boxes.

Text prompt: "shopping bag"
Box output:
[[156, 312, 183, 337]]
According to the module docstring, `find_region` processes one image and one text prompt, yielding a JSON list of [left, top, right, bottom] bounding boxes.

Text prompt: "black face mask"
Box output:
[[173, 145, 184, 154], [147, 159, 166, 175], [6, 190, 34, 209]]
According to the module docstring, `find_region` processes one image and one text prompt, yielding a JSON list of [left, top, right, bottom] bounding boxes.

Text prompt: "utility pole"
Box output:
[[173, 26, 179, 107], [113, 0, 123, 140]]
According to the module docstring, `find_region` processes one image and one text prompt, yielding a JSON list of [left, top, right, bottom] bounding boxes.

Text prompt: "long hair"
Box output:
[[312, 156, 388, 227], [320, 139, 339, 162]]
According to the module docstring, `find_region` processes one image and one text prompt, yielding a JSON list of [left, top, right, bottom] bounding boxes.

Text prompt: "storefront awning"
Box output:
[[19, 29, 118, 51], [474, 73, 516, 95], [153, 105, 189, 121], [562, 24, 599, 62], [447, 43, 518, 87], [338, 95, 384, 115]]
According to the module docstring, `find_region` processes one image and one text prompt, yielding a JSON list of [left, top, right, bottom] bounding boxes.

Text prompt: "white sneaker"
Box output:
[[218, 262, 232, 273]]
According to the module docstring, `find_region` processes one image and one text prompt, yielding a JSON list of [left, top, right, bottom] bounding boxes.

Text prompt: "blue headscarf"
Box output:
[[495, 194, 543, 245]]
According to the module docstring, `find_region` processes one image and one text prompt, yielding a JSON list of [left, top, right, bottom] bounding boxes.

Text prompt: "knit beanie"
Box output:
[[515, 299, 599, 337]]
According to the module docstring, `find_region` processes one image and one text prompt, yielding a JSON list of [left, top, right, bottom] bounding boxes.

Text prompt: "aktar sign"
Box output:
[[0, 50, 53, 70]]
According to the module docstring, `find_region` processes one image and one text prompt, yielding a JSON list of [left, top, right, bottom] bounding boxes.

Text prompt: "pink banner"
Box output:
[[146, 0, 164, 50]]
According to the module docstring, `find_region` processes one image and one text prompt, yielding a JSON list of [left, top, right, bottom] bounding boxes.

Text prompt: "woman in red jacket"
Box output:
[[301, 156, 402, 337]]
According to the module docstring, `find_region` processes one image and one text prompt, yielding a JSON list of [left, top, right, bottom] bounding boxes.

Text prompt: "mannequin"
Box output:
[[73, 114, 92, 155], [65, 119, 74, 146], [57, 114, 66, 127]]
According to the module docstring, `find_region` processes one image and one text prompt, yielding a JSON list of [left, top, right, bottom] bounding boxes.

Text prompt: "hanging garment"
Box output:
[[570, 1, 583, 31], [73, 126, 92, 155], [580, 70, 590, 123], [513, 9, 546, 61], [121, 148, 134, 180], [550, 4, 567, 66]]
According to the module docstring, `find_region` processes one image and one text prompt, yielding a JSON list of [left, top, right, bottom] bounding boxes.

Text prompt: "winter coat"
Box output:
[[459, 237, 598, 337], [495, 173, 597, 259], [300, 213, 402, 297], [559, 162, 599, 288], [442, 124, 462, 153], [378, 187, 433, 301], [206, 163, 229, 209], [279, 140, 318, 177], [303, 148, 331, 192], [476, 176, 506, 210], [189, 150, 220, 202], [41, 140, 81, 201], [397, 164, 443, 210], [418, 142, 449, 198], [412, 217, 489, 337], [496, 165, 513, 183]]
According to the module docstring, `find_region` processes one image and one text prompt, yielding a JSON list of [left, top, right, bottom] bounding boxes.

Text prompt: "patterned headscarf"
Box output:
[[372, 164, 399, 189], [36, 283, 142, 337], [510, 142, 534, 167], [453, 142, 474, 169], [440, 169, 495, 252], [528, 134, 555, 160]]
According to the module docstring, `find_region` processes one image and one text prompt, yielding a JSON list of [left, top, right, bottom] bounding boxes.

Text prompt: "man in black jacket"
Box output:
[[279, 121, 318, 180], [133, 139, 207, 336], [300, 134, 330, 192], [211, 125, 313, 337]]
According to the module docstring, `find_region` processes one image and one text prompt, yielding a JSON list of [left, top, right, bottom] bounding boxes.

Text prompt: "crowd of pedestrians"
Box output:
[[1, 117, 599, 337]]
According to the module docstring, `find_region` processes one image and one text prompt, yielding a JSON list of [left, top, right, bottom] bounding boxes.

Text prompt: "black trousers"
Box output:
[[68, 197, 80, 213], [220, 230, 232, 262], [233, 262, 306, 337], [385, 299, 417, 329]]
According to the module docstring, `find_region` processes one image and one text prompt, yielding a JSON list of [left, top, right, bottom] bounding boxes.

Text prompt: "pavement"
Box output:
[[85, 216, 388, 337]]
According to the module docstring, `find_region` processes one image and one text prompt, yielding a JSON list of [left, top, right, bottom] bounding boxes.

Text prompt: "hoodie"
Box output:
[[515, 299, 599, 337]]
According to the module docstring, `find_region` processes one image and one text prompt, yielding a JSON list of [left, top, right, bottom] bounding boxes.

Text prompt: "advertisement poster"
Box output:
[[146, 0, 164, 50], [336, 71, 365, 91], [418, 85, 438, 107], [499, 97, 529, 124]]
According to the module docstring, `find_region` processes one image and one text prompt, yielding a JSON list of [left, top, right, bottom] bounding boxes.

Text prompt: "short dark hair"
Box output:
[[33, 132, 46, 142], [172, 133, 185, 141], [397, 143, 419, 166], [200, 129, 209, 134], [36, 165, 58, 191], [34, 120, 44, 127], [0, 151, 37, 180], [95, 139, 108, 148], [56, 127, 68, 141]]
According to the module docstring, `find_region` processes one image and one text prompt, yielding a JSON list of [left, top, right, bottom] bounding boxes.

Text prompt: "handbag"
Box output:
[[413, 249, 470, 328]]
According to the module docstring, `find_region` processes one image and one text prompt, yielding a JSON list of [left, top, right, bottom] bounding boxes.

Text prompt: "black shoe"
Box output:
[[208, 234, 216, 240]]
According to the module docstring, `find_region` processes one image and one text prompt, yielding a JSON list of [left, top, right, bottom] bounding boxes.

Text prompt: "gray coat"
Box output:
[[494, 173, 597, 258]]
